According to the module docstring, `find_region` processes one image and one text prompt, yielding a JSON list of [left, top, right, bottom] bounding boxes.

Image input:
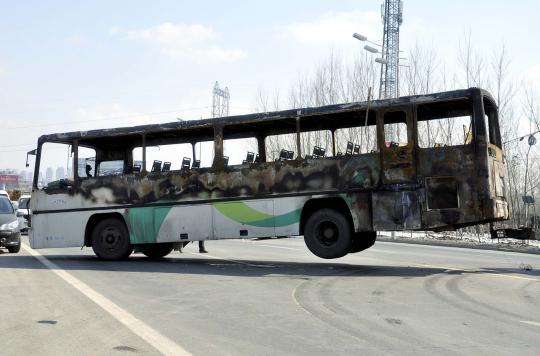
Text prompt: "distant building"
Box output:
[[55, 167, 65, 181], [45, 167, 54, 184]]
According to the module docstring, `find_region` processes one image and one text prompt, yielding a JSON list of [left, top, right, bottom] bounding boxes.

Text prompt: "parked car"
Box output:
[[0, 196, 21, 253], [0, 190, 9, 199], [17, 194, 31, 234]]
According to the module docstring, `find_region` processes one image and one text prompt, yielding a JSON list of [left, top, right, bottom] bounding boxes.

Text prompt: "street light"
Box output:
[[352, 33, 381, 47], [375, 57, 388, 65], [352, 33, 367, 41], [364, 45, 379, 53]]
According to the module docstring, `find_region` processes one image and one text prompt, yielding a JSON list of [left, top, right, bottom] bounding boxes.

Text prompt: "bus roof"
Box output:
[[38, 88, 494, 147]]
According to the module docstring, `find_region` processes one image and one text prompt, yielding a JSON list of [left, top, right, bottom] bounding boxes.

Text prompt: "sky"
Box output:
[[1, 0, 539, 172]]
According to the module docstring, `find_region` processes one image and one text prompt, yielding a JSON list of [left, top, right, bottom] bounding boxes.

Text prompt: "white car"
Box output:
[[0, 190, 8, 199], [17, 194, 31, 234]]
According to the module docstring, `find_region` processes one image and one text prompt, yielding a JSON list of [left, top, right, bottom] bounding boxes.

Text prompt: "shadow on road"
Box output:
[[0, 253, 538, 279]]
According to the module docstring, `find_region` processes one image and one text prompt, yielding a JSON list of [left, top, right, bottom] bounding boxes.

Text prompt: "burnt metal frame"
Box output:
[[32, 88, 497, 190]]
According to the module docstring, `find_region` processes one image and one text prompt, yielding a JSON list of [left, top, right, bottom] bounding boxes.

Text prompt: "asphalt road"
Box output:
[[0, 236, 539, 355]]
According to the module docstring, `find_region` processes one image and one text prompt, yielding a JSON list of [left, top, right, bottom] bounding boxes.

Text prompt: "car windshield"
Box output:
[[0, 198, 14, 214], [19, 198, 30, 209]]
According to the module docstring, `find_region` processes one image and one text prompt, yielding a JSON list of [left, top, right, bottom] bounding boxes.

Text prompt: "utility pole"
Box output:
[[212, 81, 230, 118], [379, 0, 403, 99]]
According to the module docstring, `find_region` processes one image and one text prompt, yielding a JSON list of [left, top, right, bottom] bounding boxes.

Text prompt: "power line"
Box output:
[[1, 105, 212, 131]]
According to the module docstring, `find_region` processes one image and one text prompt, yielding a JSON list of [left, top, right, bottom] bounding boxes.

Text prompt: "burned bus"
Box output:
[[28, 88, 509, 260]]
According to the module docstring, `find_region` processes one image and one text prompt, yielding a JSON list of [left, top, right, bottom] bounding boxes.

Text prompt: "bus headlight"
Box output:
[[1, 220, 19, 231]]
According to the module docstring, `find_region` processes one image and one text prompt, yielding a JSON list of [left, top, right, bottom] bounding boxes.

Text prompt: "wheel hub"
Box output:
[[316, 221, 339, 247]]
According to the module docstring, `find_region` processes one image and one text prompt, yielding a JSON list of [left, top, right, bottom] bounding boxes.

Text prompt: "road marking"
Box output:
[[253, 243, 303, 251], [291, 283, 314, 316], [520, 321, 540, 327], [22, 244, 192, 356]]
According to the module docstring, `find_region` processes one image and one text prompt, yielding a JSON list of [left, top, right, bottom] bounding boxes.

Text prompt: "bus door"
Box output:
[[372, 107, 421, 230]]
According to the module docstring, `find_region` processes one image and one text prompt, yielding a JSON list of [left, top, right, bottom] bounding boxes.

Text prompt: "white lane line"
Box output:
[[252, 243, 303, 251], [520, 321, 540, 327], [22, 244, 192, 356], [190, 252, 275, 268]]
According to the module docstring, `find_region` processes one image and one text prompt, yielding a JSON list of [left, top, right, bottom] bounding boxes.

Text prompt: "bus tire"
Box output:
[[304, 208, 352, 259], [349, 231, 376, 253], [91, 218, 133, 261], [141, 243, 174, 259]]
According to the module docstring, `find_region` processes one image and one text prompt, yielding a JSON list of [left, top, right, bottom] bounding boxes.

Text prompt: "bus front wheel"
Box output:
[[91, 218, 133, 260], [140, 243, 174, 259], [304, 209, 352, 259]]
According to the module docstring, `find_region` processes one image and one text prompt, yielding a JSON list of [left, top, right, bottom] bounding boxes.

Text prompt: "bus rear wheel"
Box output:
[[304, 209, 352, 259], [349, 231, 376, 253], [140, 243, 174, 259], [91, 218, 133, 261]]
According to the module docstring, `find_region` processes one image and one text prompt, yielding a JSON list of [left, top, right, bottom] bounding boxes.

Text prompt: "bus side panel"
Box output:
[[125, 205, 213, 244], [156, 205, 213, 242], [274, 196, 305, 237], [30, 211, 95, 249], [212, 200, 275, 239], [417, 145, 479, 229]]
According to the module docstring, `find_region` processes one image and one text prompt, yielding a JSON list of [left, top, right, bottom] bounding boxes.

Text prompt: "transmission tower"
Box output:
[[212, 81, 230, 118], [379, 0, 403, 99]]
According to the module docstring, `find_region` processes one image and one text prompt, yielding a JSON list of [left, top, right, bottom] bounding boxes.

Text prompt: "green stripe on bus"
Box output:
[[125, 206, 172, 244], [213, 201, 301, 228]]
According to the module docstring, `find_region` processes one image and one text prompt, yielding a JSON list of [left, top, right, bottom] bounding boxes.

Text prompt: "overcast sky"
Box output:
[[1, 0, 539, 171]]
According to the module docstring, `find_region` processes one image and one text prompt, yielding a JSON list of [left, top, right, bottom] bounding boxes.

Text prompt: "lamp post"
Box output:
[[523, 134, 537, 228], [352, 33, 387, 99]]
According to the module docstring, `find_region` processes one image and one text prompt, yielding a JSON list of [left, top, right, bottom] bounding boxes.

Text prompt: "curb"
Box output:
[[377, 236, 540, 255]]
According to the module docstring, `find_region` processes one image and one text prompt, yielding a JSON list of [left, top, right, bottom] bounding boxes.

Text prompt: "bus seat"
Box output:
[[181, 157, 191, 170], [246, 151, 255, 163], [151, 160, 162, 172], [162, 162, 171, 172], [133, 164, 141, 173], [223, 156, 229, 166], [346, 141, 354, 155], [254, 154, 260, 163], [313, 146, 326, 158], [279, 149, 288, 161], [287, 150, 294, 160], [353, 145, 360, 155], [192, 160, 201, 168]]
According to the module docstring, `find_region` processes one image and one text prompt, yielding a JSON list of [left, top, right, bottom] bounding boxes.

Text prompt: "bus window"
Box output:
[[266, 133, 297, 161], [383, 111, 408, 147], [301, 130, 332, 158], [484, 98, 501, 148], [223, 138, 258, 165], [417, 101, 473, 148], [97, 160, 124, 176], [335, 126, 377, 154], [145, 143, 193, 171], [38, 142, 73, 189], [194, 141, 214, 168], [77, 146, 96, 178]]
